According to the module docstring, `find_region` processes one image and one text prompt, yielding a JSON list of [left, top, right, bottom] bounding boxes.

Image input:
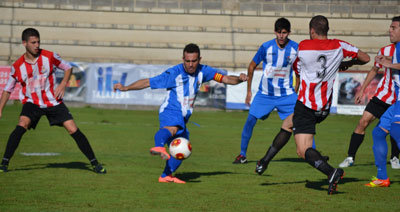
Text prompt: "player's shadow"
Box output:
[[273, 157, 304, 163], [176, 171, 233, 183], [13, 162, 93, 172], [304, 177, 361, 194]]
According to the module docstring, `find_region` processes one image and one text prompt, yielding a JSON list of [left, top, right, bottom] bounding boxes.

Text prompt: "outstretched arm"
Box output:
[[221, 73, 248, 85], [0, 91, 11, 118], [113, 78, 150, 91], [340, 50, 370, 71]]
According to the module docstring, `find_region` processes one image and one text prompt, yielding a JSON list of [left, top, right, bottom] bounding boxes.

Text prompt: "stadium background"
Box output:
[[0, 0, 398, 114]]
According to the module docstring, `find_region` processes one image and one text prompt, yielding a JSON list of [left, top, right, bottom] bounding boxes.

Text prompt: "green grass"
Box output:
[[1, 103, 400, 211]]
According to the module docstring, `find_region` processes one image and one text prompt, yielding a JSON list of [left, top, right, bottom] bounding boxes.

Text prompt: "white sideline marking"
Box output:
[[20, 152, 61, 156]]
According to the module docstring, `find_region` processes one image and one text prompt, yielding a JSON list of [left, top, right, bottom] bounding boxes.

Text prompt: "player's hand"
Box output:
[[239, 73, 248, 82], [354, 90, 364, 104], [113, 83, 126, 91], [54, 82, 67, 99], [375, 55, 392, 68], [245, 91, 252, 106]]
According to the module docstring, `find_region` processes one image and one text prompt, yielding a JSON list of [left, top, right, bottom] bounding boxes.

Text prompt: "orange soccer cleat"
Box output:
[[150, 147, 170, 160], [158, 175, 186, 184], [365, 177, 390, 187]]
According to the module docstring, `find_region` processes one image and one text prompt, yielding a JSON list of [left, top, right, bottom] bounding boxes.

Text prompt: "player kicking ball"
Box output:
[[0, 28, 106, 174], [114, 43, 247, 183]]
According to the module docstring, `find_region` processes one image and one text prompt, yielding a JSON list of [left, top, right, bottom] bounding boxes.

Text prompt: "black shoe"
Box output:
[[233, 155, 248, 164], [323, 156, 329, 162], [0, 164, 8, 173], [93, 164, 107, 174], [327, 168, 344, 195], [255, 160, 268, 175]]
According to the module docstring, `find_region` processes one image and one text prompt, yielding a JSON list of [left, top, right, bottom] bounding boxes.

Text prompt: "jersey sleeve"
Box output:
[[394, 42, 400, 64], [292, 56, 300, 75], [201, 65, 225, 83], [374, 49, 383, 68], [52, 52, 72, 71], [3, 66, 17, 93], [149, 68, 177, 89], [252, 45, 266, 65], [338, 40, 359, 59]]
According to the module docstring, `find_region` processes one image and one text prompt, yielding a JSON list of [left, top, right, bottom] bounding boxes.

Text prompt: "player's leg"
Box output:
[[339, 110, 375, 168], [234, 93, 273, 164], [389, 136, 400, 169], [389, 101, 400, 168], [1, 103, 41, 172]]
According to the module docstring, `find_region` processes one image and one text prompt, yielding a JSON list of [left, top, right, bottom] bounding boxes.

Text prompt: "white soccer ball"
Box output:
[[169, 137, 192, 160]]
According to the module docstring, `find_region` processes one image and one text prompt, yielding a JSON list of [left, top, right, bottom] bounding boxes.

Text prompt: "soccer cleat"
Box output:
[[232, 155, 248, 164], [390, 156, 400, 169], [365, 176, 390, 187], [158, 175, 186, 184], [0, 164, 8, 173], [327, 168, 344, 195], [255, 160, 268, 175], [150, 147, 170, 160], [339, 157, 354, 168], [93, 164, 107, 174]]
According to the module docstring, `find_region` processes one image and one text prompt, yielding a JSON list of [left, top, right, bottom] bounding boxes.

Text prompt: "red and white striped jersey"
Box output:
[[293, 39, 359, 111], [4, 49, 71, 108], [374, 44, 397, 105]]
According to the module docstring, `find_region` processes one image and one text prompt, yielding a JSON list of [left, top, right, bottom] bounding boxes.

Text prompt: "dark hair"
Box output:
[[275, 17, 291, 32], [183, 43, 200, 57], [392, 16, 400, 22], [309, 15, 329, 36], [22, 28, 40, 41]]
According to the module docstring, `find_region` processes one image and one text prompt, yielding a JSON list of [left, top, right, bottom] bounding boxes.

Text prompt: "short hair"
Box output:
[[22, 28, 40, 41], [275, 17, 291, 32], [183, 43, 200, 58], [309, 15, 329, 36], [392, 16, 400, 23]]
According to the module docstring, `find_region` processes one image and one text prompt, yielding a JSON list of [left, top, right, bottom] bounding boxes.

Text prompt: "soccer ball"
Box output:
[[169, 137, 192, 160]]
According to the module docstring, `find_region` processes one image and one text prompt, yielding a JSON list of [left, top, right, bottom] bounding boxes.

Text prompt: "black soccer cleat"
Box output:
[[233, 155, 248, 164], [327, 168, 344, 195], [323, 156, 329, 162], [0, 164, 8, 173], [255, 160, 268, 175], [93, 164, 107, 174]]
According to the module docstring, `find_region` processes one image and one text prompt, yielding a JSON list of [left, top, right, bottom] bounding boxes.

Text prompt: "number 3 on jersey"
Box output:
[[317, 55, 327, 78]]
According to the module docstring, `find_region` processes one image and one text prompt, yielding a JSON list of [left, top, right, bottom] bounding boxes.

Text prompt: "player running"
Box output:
[[114, 43, 247, 183], [292, 16, 370, 194], [339, 16, 400, 169], [0, 28, 106, 174], [366, 41, 400, 187], [232, 17, 302, 166]]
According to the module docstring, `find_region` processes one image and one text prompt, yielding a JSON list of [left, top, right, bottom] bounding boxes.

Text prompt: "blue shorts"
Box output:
[[249, 92, 297, 120], [378, 100, 400, 131], [159, 109, 189, 137]]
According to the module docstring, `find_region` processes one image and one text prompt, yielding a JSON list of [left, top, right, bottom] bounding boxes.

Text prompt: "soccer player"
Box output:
[[339, 16, 400, 169], [233, 17, 300, 166], [0, 28, 106, 173], [292, 16, 370, 194], [366, 42, 400, 187], [114, 43, 247, 183]]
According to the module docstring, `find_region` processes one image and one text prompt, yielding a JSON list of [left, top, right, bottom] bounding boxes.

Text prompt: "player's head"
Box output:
[[274, 17, 291, 48], [309, 15, 329, 38], [183, 43, 201, 74], [389, 16, 400, 43], [22, 28, 40, 57]]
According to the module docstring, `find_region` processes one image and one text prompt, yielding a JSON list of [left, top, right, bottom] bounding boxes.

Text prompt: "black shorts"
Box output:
[[364, 96, 391, 119], [20, 102, 73, 130], [292, 101, 330, 135]]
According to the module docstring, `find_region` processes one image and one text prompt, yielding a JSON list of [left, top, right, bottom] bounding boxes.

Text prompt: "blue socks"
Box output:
[[240, 114, 258, 156], [372, 126, 388, 180], [154, 128, 172, 147], [161, 157, 183, 177]]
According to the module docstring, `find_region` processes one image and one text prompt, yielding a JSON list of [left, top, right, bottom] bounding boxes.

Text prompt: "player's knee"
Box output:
[[17, 117, 30, 129], [296, 148, 305, 159], [63, 120, 78, 134]]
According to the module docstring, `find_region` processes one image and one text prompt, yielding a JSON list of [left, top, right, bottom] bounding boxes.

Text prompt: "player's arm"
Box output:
[[0, 91, 11, 118], [54, 68, 72, 99], [245, 61, 257, 105], [354, 66, 379, 104], [340, 50, 370, 71], [114, 78, 150, 91], [376, 55, 400, 69], [220, 73, 248, 85], [294, 73, 300, 93]]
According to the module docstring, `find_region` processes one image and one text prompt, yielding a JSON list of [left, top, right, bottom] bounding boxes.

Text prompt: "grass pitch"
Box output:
[[1, 103, 400, 211]]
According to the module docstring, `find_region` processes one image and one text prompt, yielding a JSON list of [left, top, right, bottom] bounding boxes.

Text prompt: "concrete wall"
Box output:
[[0, 0, 398, 71]]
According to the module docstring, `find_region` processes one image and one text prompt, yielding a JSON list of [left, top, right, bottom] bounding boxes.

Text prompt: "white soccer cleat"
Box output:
[[390, 156, 400, 169], [339, 157, 354, 168]]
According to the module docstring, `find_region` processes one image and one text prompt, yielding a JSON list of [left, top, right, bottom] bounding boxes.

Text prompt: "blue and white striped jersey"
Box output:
[[393, 42, 400, 100], [149, 63, 221, 120], [253, 39, 298, 96]]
